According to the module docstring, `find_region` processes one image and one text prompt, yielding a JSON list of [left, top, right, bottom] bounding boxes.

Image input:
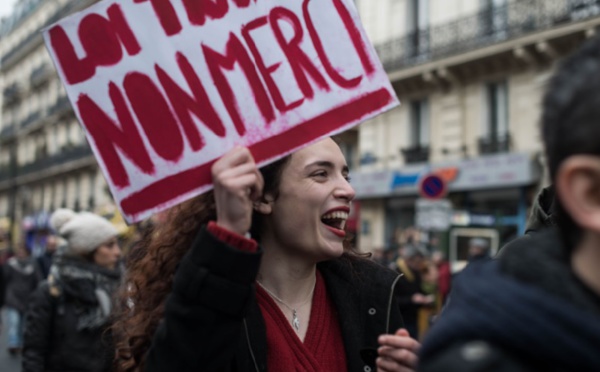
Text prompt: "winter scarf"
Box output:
[[48, 255, 122, 331], [420, 259, 600, 370]]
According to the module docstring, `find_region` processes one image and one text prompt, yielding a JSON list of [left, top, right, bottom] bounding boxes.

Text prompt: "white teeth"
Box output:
[[321, 211, 349, 220]]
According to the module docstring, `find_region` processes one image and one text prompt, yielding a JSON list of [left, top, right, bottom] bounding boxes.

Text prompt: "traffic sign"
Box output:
[[415, 198, 452, 231], [419, 174, 447, 199]]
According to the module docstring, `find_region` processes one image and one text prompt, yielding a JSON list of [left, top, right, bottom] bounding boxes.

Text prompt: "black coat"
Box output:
[[3, 257, 40, 313], [419, 228, 600, 372], [146, 227, 405, 372], [22, 256, 121, 372]]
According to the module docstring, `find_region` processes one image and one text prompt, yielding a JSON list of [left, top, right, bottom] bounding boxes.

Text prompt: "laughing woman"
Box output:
[[113, 137, 420, 372]]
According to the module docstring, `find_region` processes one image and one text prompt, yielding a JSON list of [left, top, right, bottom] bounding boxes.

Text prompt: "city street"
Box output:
[[0, 310, 21, 372]]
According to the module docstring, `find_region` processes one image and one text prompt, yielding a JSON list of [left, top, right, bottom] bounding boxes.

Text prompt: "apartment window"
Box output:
[[402, 99, 430, 164], [407, 0, 429, 58], [480, 81, 509, 154], [481, 0, 508, 40]]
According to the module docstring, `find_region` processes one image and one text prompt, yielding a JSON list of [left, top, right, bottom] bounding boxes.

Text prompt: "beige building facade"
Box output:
[[0, 0, 106, 248], [0, 0, 599, 254], [351, 0, 600, 253]]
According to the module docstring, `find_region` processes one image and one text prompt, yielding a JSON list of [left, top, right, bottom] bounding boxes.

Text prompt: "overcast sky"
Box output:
[[0, 0, 18, 20]]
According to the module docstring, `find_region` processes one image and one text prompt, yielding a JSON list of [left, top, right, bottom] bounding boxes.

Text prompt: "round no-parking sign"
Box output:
[[419, 174, 447, 199]]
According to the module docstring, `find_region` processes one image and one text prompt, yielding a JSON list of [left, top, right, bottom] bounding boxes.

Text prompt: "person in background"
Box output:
[[467, 237, 491, 262], [418, 34, 600, 371], [112, 138, 420, 372], [431, 251, 451, 306], [394, 244, 434, 340], [3, 244, 41, 355], [36, 234, 59, 279], [22, 209, 122, 372]]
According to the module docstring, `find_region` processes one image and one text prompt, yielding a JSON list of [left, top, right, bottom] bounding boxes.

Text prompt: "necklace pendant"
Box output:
[[292, 309, 300, 331]]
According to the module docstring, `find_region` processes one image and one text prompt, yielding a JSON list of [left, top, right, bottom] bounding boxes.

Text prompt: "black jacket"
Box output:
[[22, 256, 121, 372], [419, 228, 600, 371], [3, 256, 40, 313], [146, 227, 405, 372]]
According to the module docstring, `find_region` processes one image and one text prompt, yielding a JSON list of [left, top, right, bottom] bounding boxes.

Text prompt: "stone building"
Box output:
[[350, 0, 600, 257], [0, 0, 103, 248]]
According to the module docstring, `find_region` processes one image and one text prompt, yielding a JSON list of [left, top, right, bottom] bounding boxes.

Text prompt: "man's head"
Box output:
[[403, 244, 426, 271], [542, 35, 600, 249], [468, 238, 490, 259]]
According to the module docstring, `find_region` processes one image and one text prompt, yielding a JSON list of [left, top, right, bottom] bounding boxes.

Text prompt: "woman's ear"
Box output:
[[556, 155, 600, 233], [254, 194, 274, 215]]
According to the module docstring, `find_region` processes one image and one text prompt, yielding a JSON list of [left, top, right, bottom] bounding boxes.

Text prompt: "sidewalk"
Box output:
[[0, 309, 21, 372]]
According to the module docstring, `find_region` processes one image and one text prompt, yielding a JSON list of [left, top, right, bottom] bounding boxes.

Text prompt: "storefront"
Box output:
[[352, 152, 543, 252]]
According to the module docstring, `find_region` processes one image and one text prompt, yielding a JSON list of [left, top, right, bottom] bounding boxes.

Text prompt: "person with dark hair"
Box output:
[[3, 244, 40, 355], [112, 138, 421, 372], [418, 35, 600, 371], [467, 238, 491, 262], [22, 209, 122, 372], [393, 244, 434, 340]]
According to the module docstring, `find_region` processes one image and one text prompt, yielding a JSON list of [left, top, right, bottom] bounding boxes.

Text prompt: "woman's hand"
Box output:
[[212, 147, 264, 236], [377, 328, 420, 372]]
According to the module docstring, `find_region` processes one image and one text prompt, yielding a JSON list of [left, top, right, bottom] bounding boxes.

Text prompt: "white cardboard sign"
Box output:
[[43, 0, 399, 222]]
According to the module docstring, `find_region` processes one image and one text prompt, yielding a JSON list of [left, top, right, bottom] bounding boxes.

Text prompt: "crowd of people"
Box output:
[[0, 27, 599, 372]]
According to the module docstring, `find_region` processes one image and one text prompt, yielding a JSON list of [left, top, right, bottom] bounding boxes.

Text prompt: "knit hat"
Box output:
[[50, 209, 119, 255]]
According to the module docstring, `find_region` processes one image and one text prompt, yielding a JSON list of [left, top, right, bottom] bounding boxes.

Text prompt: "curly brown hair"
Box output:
[[112, 149, 363, 371], [111, 156, 291, 371]]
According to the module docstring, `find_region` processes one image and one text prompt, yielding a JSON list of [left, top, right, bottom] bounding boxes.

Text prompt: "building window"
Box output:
[[480, 0, 508, 40], [402, 99, 430, 164], [480, 81, 510, 154], [407, 0, 429, 58]]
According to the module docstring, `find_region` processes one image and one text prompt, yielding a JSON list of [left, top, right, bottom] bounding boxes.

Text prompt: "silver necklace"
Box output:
[[256, 279, 316, 331]]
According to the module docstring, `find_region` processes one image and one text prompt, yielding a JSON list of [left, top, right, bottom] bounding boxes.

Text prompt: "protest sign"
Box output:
[[43, 0, 399, 222]]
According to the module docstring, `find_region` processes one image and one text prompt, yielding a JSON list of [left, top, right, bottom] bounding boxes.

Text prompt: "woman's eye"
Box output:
[[313, 171, 327, 178]]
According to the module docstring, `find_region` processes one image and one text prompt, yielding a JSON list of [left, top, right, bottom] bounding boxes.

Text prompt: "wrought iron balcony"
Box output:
[[0, 31, 42, 69], [18, 144, 93, 177], [478, 134, 511, 154], [3, 83, 22, 106], [30, 63, 53, 88], [375, 0, 600, 71], [0, 125, 16, 142], [48, 96, 73, 117], [21, 111, 41, 130], [401, 145, 430, 164]]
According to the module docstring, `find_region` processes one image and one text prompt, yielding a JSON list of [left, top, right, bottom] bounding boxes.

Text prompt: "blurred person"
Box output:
[[112, 138, 420, 372], [394, 244, 434, 340], [431, 251, 451, 306], [3, 244, 41, 355], [419, 35, 600, 371], [36, 234, 59, 279], [497, 185, 557, 257], [22, 208, 122, 372], [467, 237, 491, 262]]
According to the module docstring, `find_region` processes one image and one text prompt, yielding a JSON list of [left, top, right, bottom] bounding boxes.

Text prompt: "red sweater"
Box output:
[[257, 271, 347, 371], [206, 222, 347, 371]]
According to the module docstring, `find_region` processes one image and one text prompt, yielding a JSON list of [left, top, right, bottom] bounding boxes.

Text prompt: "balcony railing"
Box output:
[[18, 144, 93, 177], [21, 111, 41, 130], [3, 83, 22, 106], [1, 0, 91, 70], [478, 134, 511, 154], [30, 63, 53, 88], [0, 125, 16, 141], [48, 96, 73, 117], [375, 0, 600, 71], [401, 145, 430, 164]]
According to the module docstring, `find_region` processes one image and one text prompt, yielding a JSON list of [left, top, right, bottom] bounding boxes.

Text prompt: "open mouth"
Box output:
[[321, 211, 348, 237]]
